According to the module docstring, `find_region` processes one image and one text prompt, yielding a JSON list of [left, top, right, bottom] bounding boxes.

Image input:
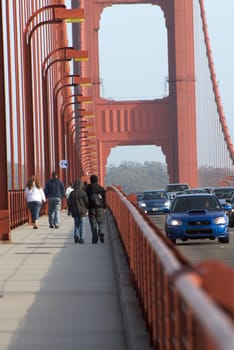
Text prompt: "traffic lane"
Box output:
[[149, 214, 234, 268]]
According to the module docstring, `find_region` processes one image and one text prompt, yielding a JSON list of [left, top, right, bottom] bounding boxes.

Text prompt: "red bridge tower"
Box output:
[[77, 0, 198, 186]]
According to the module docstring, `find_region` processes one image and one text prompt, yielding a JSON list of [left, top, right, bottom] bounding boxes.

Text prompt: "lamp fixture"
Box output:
[[76, 96, 93, 104], [54, 8, 85, 23]]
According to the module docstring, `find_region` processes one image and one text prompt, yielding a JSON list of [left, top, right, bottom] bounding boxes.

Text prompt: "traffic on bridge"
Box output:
[[0, 1, 234, 350]]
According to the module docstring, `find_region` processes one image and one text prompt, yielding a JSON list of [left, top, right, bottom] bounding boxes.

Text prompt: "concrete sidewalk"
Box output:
[[0, 210, 151, 350]]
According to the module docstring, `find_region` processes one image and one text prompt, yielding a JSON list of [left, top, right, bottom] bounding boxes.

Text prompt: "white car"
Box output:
[[165, 183, 190, 200]]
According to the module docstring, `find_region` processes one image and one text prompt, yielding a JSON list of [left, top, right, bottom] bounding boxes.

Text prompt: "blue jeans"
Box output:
[[48, 197, 61, 226], [28, 201, 42, 223], [88, 208, 105, 242], [73, 216, 85, 240]]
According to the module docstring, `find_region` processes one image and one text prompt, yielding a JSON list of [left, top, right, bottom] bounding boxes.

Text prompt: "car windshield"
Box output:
[[143, 191, 167, 200], [171, 196, 221, 213], [136, 193, 143, 200], [166, 184, 189, 192], [213, 189, 234, 199], [184, 189, 206, 194]]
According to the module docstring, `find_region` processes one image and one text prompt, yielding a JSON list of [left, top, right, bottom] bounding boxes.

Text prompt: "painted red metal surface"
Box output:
[[0, 0, 92, 237], [79, 0, 198, 186], [199, 0, 234, 161], [107, 185, 234, 350], [0, 3, 10, 240]]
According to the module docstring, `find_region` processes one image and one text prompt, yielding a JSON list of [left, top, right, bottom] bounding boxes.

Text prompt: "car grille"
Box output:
[[186, 220, 212, 234], [187, 220, 210, 225]]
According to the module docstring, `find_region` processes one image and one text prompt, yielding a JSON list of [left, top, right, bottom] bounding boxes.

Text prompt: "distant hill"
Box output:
[[105, 161, 233, 194], [105, 161, 169, 194]]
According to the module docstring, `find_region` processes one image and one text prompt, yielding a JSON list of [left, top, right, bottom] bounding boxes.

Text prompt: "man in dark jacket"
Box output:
[[85, 174, 106, 243], [44, 171, 65, 228], [68, 179, 88, 244]]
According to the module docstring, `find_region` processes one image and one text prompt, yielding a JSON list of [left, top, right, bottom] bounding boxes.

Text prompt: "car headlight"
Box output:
[[170, 219, 183, 226], [165, 200, 170, 207], [139, 202, 146, 207], [214, 216, 226, 224]]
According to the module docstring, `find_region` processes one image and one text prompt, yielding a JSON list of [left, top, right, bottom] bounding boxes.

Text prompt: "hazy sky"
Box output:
[[97, 1, 234, 166]]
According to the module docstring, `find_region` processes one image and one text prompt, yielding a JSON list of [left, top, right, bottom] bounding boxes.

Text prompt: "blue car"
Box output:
[[164, 194, 231, 244], [138, 190, 171, 215]]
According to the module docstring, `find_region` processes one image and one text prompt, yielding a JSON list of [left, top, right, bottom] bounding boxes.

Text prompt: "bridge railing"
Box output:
[[9, 190, 29, 229], [107, 186, 234, 350], [8, 190, 65, 229]]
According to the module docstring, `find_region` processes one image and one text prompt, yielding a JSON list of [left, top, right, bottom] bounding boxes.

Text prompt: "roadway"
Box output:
[[149, 215, 234, 268]]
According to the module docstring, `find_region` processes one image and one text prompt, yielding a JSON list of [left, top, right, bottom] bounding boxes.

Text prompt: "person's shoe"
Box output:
[[79, 238, 84, 244], [33, 226, 38, 229], [92, 238, 98, 244], [98, 234, 104, 243], [49, 225, 54, 228], [74, 237, 79, 243], [55, 225, 59, 229]]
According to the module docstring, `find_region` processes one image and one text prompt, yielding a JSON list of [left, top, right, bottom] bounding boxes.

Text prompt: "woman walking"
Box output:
[[25, 175, 46, 229]]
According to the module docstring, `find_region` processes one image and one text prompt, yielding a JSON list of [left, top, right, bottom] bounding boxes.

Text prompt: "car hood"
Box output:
[[169, 209, 224, 220]]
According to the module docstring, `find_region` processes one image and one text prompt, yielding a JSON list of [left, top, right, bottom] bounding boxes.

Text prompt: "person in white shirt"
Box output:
[[65, 182, 74, 215], [25, 175, 46, 229]]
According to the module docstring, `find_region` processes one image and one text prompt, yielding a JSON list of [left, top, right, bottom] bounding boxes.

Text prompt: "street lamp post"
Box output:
[[42, 48, 89, 179], [68, 113, 97, 179], [61, 97, 96, 177], [24, 4, 84, 179], [54, 74, 91, 94], [54, 76, 91, 171]]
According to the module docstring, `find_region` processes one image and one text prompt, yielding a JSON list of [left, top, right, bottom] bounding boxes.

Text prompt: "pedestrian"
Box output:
[[44, 171, 65, 228], [85, 174, 106, 243], [68, 179, 89, 244], [65, 182, 74, 215], [25, 175, 46, 229]]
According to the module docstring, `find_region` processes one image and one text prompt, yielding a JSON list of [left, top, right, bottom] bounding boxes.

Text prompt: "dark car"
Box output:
[[138, 190, 171, 215], [227, 192, 234, 226], [183, 188, 207, 194], [212, 187, 234, 205], [196, 187, 214, 193], [164, 194, 231, 244], [136, 192, 143, 203]]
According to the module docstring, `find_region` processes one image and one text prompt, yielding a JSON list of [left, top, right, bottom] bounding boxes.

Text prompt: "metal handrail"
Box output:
[[106, 185, 234, 350]]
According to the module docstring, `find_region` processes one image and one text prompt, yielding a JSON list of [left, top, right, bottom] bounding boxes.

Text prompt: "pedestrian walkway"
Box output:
[[0, 210, 151, 350]]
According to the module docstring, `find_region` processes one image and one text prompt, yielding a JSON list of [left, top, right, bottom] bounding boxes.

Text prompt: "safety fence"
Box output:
[[9, 190, 29, 229], [106, 186, 234, 350], [8, 190, 67, 230]]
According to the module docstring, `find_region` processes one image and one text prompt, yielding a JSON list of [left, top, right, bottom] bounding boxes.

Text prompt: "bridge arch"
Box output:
[[99, 4, 168, 101], [106, 145, 165, 167], [78, 0, 198, 186]]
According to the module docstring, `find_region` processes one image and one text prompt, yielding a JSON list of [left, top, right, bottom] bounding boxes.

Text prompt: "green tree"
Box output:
[[105, 161, 169, 193]]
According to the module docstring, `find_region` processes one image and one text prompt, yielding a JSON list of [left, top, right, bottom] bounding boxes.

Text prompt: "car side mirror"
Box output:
[[222, 203, 232, 211]]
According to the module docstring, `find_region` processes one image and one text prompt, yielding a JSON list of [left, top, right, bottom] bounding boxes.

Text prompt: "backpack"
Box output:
[[90, 192, 103, 208]]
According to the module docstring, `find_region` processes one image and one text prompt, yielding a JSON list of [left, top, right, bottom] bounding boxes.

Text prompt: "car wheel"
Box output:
[[218, 237, 229, 244]]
